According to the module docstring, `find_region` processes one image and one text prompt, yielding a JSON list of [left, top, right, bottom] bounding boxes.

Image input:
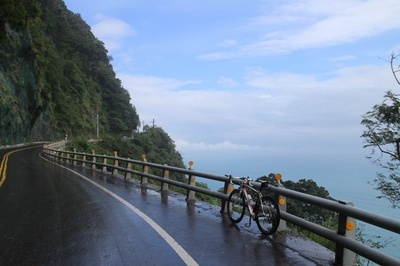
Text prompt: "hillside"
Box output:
[[0, 0, 139, 144]]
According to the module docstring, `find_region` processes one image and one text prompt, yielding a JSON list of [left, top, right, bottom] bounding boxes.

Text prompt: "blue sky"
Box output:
[[63, 0, 400, 201]]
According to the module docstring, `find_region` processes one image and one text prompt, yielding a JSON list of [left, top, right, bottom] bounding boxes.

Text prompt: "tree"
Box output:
[[256, 175, 336, 225], [361, 52, 400, 209]]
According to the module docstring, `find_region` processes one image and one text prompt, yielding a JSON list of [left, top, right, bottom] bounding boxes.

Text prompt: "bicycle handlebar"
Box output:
[[226, 174, 270, 188]]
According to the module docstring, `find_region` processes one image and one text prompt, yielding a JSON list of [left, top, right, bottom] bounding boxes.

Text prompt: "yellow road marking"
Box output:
[[0, 145, 43, 188]]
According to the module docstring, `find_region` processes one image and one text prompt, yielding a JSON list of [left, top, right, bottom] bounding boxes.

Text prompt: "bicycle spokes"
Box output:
[[255, 196, 280, 235]]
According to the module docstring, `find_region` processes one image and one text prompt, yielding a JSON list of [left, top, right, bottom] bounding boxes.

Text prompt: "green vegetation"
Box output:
[[356, 224, 395, 265], [0, 0, 40, 41], [1, 0, 139, 144], [361, 54, 400, 209], [66, 126, 218, 204], [257, 174, 337, 250]]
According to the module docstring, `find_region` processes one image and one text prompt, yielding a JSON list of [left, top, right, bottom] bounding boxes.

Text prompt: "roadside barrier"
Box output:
[[42, 144, 400, 266]]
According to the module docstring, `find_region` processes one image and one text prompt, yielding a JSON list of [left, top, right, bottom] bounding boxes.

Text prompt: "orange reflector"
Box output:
[[279, 198, 285, 205], [227, 186, 234, 193], [346, 222, 355, 231], [275, 173, 282, 180]]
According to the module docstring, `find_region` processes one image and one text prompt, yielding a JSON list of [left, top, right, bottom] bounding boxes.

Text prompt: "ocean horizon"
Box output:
[[183, 152, 400, 261]]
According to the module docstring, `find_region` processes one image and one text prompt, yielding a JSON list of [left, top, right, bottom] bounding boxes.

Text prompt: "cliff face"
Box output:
[[0, 0, 139, 145], [0, 25, 43, 144]]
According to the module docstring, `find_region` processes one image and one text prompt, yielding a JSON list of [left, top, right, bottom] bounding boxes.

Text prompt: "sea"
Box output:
[[180, 151, 400, 262]]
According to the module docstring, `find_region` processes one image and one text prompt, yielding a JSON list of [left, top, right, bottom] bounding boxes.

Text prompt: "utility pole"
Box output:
[[96, 112, 99, 139], [152, 119, 155, 127]]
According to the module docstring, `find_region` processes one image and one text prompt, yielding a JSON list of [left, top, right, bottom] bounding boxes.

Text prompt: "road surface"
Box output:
[[0, 145, 334, 265]]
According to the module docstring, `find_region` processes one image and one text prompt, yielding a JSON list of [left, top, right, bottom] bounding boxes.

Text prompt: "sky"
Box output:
[[63, 0, 400, 204]]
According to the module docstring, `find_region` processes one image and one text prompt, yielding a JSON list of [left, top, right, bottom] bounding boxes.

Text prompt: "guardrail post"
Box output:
[[141, 154, 148, 188], [125, 159, 131, 179], [60, 148, 65, 162], [91, 150, 96, 170], [186, 161, 196, 202], [275, 173, 287, 231], [82, 154, 86, 168], [66, 153, 70, 164], [161, 165, 169, 191], [113, 151, 118, 176], [221, 178, 234, 213], [73, 148, 77, 166], [102, 156, 107, 172], [336, 201, 356, 266]]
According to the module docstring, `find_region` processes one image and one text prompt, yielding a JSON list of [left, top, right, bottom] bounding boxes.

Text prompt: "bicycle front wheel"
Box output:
[[227, 189, 245, 223], [255, 196, 280, 235]]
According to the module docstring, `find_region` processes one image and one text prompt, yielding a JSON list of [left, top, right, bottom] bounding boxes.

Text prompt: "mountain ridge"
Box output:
[[0, 0, 139, 144]]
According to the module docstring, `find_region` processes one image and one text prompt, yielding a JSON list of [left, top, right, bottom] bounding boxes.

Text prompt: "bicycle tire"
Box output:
[[227, 189, 246, 223], [255, 196, 280, 235]]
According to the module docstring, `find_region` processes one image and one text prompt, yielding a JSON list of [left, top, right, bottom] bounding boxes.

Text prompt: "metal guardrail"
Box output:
[[42, 144, 400, 266]]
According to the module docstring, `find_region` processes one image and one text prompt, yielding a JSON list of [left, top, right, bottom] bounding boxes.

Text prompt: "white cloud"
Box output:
[[331, 55, 356, 63], [91, 16, 136, 51], [119, 74, 201, 91], [175, 140, 261, 151], [119, 63, 397, 160], [200, 0, 400, 60], [217, 76, 237, 86], [219, 39, 237, 48]]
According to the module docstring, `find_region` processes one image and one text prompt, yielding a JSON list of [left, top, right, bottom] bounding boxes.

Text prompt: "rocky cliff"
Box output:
[[0, 24, 43, 144], [0, 0, 139, 145]]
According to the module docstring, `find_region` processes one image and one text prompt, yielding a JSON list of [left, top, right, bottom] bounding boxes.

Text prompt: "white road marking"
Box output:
[[41, 154, 199, 266]]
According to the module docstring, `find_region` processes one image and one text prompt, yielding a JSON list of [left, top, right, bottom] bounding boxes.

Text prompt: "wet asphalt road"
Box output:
[[0, 145, 334, 265]]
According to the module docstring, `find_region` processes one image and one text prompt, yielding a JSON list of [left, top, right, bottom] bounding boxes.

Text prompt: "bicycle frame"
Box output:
[[238, 181, 262, 217]]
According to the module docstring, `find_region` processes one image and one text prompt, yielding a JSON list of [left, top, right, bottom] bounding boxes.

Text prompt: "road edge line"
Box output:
[[40, 153, 199, 266]]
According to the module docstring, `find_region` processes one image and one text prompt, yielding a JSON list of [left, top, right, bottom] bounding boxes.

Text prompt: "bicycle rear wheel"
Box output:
[[255, 196, 280, 235], [227, 189, 245, 223]]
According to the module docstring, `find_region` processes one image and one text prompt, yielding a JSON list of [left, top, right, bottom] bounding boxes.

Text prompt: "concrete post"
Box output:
[[59, 148, 64, 162], [336, 201, 357, 266], [102, 156, 107, 172], [82, 154, 86, 168], [275, 173, 287, 231], [186, 161, 196, 201], [125, 160, 131, 179], [113, 151, 118, 176], [222, 179, 234, 214], [161, 165, 169, 191], [91, 150, 96, 170], [141, 154, 148, 188], [73, 148, 77, 166], [66, 153, 70, 164]]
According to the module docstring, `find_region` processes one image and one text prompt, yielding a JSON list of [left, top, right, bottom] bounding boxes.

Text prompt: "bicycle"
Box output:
[[226, 175, 281, 235]]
